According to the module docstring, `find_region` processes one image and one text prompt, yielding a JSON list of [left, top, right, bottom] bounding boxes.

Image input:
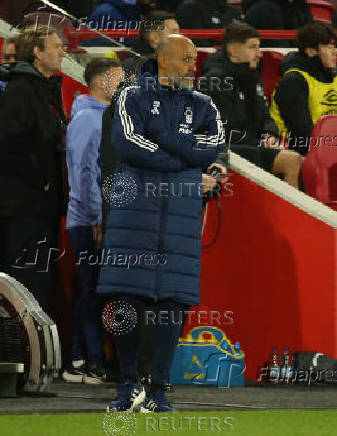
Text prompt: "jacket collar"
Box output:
[[281, 51, 336, 82], [1, 61, 63, 86]]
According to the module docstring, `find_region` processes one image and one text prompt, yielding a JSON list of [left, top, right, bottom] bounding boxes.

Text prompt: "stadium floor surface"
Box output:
[[0, 380, 337, 414]]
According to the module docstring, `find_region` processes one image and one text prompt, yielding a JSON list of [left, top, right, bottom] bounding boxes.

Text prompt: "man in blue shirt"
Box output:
[[64, 57, 125, 384]]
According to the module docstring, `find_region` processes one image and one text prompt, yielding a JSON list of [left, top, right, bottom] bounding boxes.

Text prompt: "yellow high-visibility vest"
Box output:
[[270, 68, 337, 137]]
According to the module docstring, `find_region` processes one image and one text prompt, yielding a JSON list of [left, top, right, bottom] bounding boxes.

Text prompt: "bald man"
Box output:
[[100, 35, 227, 413]]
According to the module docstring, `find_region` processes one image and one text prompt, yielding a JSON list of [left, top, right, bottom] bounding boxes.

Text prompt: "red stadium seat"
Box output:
[[115, 49, 131, 62], [0, 38, 4, 61], [57, 72, 88, 118], [195, 49, 213, 82], [302, 115, 337, 210], [261, 50, 284, 102], [308, 0, 336, 23]]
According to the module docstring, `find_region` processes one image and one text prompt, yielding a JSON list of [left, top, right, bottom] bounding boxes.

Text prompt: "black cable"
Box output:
[[202, 198, 222, 250]]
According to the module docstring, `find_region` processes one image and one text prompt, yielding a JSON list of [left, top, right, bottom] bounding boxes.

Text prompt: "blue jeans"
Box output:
[[67, 226, 103, 366]]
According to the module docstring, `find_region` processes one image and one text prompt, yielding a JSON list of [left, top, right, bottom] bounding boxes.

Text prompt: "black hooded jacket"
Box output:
[[202, 47, 278, 146], [272, 51, 337, 154], [176, 0, 240, 47], [0, 62, 66, 217], [243, 0, 312, 30]]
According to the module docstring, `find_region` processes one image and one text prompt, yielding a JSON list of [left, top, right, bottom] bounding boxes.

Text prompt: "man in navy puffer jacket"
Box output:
[[100, 34, 227, 413]]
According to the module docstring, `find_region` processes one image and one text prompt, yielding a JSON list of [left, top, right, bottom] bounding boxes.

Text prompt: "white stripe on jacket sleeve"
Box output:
[[118, 86, 158, 152]]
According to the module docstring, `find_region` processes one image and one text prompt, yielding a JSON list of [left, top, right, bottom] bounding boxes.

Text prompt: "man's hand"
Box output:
[[93, 225, 102, 248], [262, 134, 284, 149], [207, 163, 229, 184], [202, 174, 218, 194]]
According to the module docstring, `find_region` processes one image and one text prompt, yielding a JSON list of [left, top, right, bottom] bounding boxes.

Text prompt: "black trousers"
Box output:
[[112, 295, 190, 387], [0, 216, 59, 312]]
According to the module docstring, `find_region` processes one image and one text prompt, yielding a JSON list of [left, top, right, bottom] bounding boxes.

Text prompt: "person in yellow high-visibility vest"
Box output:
[[270, 22, 337, 156]]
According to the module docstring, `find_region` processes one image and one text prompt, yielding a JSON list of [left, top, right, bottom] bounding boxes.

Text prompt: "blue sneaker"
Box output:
[[106, 381, 146, 412], [140, 390, 176, 413]]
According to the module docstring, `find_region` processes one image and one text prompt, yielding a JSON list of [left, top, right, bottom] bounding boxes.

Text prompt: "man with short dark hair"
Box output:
[[0, 25, 66, 310], [63, 57, 125, 384], [203, 22, 302, 188], [271, 23, 337, 155], [123, 10, 180, 77], [133, 10, 179, 54]]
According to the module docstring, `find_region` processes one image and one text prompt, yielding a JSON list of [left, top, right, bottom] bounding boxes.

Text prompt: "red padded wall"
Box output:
[[195, 171, 337, 380]]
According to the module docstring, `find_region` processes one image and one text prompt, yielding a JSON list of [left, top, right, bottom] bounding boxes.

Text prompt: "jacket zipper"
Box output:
[[153, 91, 176, 303]]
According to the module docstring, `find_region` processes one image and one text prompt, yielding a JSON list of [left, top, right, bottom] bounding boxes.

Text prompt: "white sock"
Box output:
[[73, 359, 85, 368]]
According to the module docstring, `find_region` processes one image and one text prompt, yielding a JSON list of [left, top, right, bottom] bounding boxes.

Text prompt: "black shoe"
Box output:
[[84, 365, 107, 384], [62, 364, 87, 383]]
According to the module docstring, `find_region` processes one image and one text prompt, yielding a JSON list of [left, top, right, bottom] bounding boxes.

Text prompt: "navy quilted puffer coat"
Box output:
[[97, 73, 225, 306]]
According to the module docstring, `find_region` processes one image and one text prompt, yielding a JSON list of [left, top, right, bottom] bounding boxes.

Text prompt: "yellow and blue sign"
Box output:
[[170, 326, 245, 387]]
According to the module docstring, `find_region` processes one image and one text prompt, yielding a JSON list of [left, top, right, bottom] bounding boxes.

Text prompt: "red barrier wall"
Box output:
[[57, 73, 88, 119], [197, 171, 337, 380]]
